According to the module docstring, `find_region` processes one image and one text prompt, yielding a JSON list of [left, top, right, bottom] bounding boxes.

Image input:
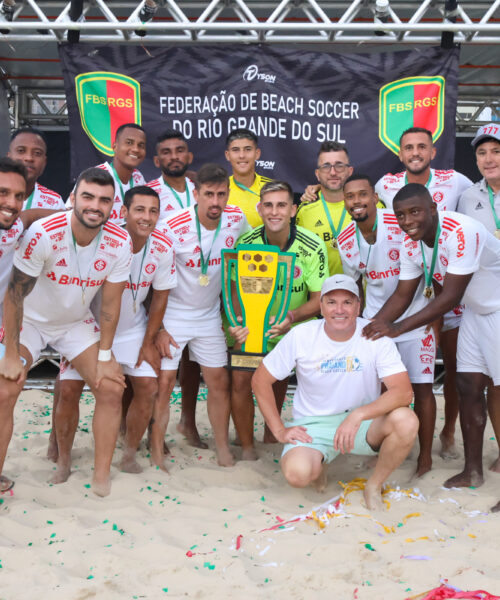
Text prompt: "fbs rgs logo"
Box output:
[[243, 65, 276, 85]]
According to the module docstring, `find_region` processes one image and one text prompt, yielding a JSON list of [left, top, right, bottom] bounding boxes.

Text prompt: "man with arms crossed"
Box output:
[[153, 164, 250, 468], [338, 174, 436, 476], [252, 274, 417, 510], [375, 127, 473, 459], [230, 181, 328, 458], [53, 186, 176, 480], [0, 167, 132, 497], [8, 127, 65, 210], [457, 123, 500, 485], [363, 184, 500, 508]]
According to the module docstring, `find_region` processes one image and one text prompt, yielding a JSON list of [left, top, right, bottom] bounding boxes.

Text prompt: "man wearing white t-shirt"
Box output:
[[363, 184, 500, 501], [0, 167, 133, 497], [154, 163, 250, 468], [52, 185, 176, 480], [338, 174, 436, 477], [8, 127, 65, 211], [67, 123, 146, 224], [252, 275, 416, 510], [375, 127, 473, 460]]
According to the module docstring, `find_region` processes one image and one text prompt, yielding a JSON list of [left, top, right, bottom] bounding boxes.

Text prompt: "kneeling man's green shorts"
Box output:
[[281, 412, 378, 464]]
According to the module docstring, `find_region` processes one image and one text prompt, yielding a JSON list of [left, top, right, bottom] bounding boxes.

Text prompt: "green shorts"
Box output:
[[281, 412, 378, 464]]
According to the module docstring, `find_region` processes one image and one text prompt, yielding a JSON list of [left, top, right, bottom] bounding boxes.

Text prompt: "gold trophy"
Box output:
[[222, 244, 296, 370]]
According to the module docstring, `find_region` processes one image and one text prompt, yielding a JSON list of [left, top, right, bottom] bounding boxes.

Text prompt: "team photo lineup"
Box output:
[[1, 118, 500, 513]]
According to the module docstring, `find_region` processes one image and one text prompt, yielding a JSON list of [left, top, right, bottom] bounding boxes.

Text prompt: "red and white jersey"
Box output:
[[159, 204, 251, 332], [117, 228, 177, 338], [375, 169, 473, 211], [13, 211, 132, 326], [338, 209, 427, 341], [0, 217, 24, 320], [24, 182, 65, 211], [400, 211, 500, 315], [66, 161, 146, 224], [146, 176, 196, 222]]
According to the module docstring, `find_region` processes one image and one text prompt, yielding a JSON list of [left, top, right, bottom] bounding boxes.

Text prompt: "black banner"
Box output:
[[59, 44, 460, 190]]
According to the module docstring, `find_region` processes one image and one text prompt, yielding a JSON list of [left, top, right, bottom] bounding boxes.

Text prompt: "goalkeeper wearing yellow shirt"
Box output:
[[297, 141, 384, 275], [225, 128, 272, 227]]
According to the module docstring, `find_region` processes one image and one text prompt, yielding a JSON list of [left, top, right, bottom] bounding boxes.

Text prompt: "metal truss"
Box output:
[[0, 1, 499, 44]]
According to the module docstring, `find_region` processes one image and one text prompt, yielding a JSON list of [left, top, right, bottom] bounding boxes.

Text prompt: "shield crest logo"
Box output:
[[75, 72, 141, 156], [379, 76, 445, 155]]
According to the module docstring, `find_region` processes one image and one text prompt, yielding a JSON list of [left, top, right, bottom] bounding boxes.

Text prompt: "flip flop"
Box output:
[[0, 475, 15, 493]]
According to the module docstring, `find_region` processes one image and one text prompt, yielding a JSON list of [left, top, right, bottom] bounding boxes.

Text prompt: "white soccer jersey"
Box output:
[[159, 204, 251, 332], [115, 228, 177, 339], [146, 176, 196, 222], [24, 182, 65, 211], [338, 209, 427, 342], [399, 211, 500, 315], [66, 161, 146, 224], [13, 211, 132, 327], [0, 217, 24, 320], [375, 169, 473, 211]]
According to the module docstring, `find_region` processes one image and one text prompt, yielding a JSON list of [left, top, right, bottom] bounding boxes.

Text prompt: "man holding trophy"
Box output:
[[225, 181, 328, 460]]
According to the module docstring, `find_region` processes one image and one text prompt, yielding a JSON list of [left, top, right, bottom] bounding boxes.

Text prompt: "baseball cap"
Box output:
[[471, 123, 500, 149], [320, 274, 360, 299]]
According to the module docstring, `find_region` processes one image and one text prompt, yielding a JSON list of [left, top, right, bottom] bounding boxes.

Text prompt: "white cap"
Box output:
[[320, 274, 360, 299], [471, 123, 500, 148]]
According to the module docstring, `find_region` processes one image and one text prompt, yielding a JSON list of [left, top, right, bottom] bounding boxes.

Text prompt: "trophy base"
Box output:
[[230, 351, 265, 371]]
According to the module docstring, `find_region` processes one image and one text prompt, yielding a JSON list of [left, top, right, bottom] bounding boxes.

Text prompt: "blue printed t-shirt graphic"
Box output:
[[319, 355, 363, 373]]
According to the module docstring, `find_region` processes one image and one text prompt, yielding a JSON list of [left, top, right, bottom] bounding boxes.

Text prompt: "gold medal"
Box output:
[[495, 229, 500, 240], [423, 286, 434, 299], [331, 238, 338, 249], [199, 274, 210, 286]]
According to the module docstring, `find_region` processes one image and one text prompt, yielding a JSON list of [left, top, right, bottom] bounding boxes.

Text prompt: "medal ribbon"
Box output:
[[110, 163, 133, 202], [194, 205, 222, 276], [71, 228, 103, 302], [420, 220, 441, 292], [487, 185, 500, 230], [233, 179, 259, 196], [163, 177, 191, 209], [319, 191, 347, 243], [128, 240, 150, 311], [354, 214, 378, 273], [25, 189, 35, 210], [404, 171, 433, 188]]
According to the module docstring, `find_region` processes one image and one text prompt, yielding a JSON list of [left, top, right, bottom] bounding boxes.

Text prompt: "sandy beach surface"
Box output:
[[1, 388, 500, 600]]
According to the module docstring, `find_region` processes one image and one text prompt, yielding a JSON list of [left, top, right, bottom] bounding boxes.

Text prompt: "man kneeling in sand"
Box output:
[[252, 275, 418, 509]]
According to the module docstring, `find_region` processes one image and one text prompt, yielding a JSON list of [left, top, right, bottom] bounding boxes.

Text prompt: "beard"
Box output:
[[162, 163, 189, 177]]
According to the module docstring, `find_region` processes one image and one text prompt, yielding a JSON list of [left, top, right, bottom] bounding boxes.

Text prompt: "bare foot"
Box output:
[[439, 432, 459, 460], [363, 483, 384, 511], [444, 469, 484, 489], [150, 448, 170, 473], [49, 461, 71, 484], [312, 464, 327, 493], [176, 422, 208, 449], [0, 475, 14, 492], [241, 447, 258, 461], [415, 458, 432, 478], [490, 456, 500, 473], [216, 445, 235, 467], [146, 427, 170, 455], [491, 499, 500, 513], [47, 434, 58, 463], [120, 450, 143, 474], [91, 476, 111, 497]]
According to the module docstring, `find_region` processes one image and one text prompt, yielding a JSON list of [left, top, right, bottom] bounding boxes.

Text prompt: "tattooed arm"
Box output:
[[0, 267, 37, 381]]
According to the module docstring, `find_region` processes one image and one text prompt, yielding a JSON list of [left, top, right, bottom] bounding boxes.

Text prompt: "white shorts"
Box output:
[[20, 315, 99, 364], [457, 308, 500, 386], [396, 330, 436, 384], [160, 327, 227, 371], [59, 329, 156, 380], [442, 305, 464, 333]]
